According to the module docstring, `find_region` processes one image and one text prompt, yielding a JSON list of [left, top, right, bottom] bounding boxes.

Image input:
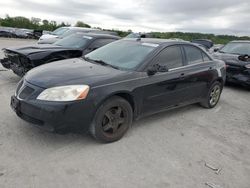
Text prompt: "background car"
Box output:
[[0, 33, 120, 76], [191, 39, 214, 50], [213, 40, 250, 88], [10, 38, 226, 142], [37, 26, 101, 44], [0, 27, 16, 38]]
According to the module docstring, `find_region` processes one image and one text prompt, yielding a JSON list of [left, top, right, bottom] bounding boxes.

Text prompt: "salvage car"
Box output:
[[10, 38, 226, 142], [38, 26, 100, 44], [213, 40, 250, 88], [0, 33, 120, 76]]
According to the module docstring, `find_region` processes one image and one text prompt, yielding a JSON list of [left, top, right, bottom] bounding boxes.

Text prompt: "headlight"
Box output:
[[245, 64, 250, 69], [37, 85, 89, 102]]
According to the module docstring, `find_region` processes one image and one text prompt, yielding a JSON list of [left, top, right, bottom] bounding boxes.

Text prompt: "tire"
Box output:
[[200, 81, 222, 108], [89, 96, 133, 143]]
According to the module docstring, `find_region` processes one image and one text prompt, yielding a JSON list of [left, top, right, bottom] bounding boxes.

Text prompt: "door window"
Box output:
[[153, 46, 183, 69], [184, 46, 204, 65]]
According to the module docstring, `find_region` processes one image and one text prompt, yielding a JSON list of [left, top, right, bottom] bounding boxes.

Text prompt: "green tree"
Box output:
[[75, 21, 91, 28]]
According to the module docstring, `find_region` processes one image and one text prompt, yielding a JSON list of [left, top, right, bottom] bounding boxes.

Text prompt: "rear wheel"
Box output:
[[200, 81, 222, 108], [89, 96, 133, 143]]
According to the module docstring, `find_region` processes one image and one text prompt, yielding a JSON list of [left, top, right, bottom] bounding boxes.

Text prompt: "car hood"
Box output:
[[25, 58, 127, 88], [213, 52, 249, 65], [4, 44, 73, 56]]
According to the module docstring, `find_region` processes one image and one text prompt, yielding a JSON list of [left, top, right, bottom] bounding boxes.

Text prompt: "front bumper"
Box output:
[[226, 70, 250, 87], [10, 81, 96, 133]]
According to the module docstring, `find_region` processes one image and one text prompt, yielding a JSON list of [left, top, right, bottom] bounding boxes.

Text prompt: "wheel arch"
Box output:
[[96, 91, 138, 118]]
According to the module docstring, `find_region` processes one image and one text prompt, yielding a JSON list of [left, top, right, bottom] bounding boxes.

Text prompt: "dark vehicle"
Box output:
[[14, 29, 33, 38], [213, 41, 250, 88], [0, 28, 16, 38], [0, 33, 120, 76], [126, 32, 154, 38], [38, 27, 101, 44], [192, 39, 214, 50], [11, 38, 226, 142]]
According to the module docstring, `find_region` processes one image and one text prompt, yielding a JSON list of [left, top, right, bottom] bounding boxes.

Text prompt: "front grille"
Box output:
[[19, 86, 35, 99]]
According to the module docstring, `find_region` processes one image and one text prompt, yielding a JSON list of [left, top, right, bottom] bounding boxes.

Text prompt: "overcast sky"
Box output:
[[0, 0, 250, 36]]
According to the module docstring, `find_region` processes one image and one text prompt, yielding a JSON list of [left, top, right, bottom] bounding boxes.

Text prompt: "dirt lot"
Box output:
[[0, 38, 249, 188]]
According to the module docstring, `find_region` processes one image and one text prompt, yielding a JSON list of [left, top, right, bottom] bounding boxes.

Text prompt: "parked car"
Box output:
[[0, 27, 16, 38], [213, 40, 250, 88], [0, 33, 120, 76], [126, 32, 154, 38], [10, 38, 226, 142], [191, 39, 214, 50], [38, 27, 101, 44], [14, 28, 33, 38], [209, 44, 224, 54]]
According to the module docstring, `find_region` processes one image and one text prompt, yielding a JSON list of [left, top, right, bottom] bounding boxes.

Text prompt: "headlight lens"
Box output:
[[37, 85, 89, 102], [245, 64, 250, 69]]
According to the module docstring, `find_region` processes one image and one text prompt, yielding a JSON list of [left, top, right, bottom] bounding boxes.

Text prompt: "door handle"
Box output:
[[179, 73, 185, 80], [179, 73, 185, 77]]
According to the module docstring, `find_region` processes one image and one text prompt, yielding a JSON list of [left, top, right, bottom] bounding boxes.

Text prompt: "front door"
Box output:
[[141, 45, 188, 115]]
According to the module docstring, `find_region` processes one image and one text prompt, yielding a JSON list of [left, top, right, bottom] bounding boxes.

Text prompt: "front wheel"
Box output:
[[89, 96, 133, 143], [200, 81, 222, 108]]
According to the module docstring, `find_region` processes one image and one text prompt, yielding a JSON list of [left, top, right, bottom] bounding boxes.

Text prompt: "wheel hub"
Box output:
[[102, 107, 125, 134]]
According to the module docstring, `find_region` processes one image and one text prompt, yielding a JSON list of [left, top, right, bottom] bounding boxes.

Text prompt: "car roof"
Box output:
[[61, 26, 99, 31], [122, 38, 193, 46], [71, 32, 121, 39]]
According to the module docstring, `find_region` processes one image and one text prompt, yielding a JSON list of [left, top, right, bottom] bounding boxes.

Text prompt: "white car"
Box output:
[[38, 27, 100, 44]]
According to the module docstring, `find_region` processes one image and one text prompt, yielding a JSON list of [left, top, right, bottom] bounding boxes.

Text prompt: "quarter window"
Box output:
[[154, 46, 183, 69], [184, 46, 204, 65]]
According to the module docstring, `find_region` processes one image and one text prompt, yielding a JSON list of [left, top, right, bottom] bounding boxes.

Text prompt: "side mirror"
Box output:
[[147, 64, 168, 76], [214, 48, 219, 52], [147, 66, 158, 76]]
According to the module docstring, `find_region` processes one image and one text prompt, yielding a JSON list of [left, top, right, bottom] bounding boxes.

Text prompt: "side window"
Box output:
[[202, 52, 211, 61], [154, 46, 183, 69], [88, 39, 116, 50], [184, 46, 204, 65]]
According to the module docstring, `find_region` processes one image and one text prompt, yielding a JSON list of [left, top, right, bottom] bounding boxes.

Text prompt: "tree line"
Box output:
[[0, 15, 249, 44]]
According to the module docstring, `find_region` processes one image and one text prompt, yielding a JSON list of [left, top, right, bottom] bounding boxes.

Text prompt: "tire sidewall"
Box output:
[[206, 81, 222, 108], [91, 97, 133, 142]]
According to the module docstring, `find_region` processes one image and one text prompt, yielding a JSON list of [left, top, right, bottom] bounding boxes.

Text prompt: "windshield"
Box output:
[[85, 40, 157, 70], [220, 42, 250, 55], [54, 34, 92, 48], [51, 27, 69, 36]]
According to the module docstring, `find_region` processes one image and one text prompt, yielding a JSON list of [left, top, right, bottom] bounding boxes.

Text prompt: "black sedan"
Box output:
[[0, 33, 120, 76], [11, 38, 226, 142], [213, 40, 250, 88]]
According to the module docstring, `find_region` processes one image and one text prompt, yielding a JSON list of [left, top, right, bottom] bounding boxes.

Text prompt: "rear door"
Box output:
[[180, 45, 215, 101]]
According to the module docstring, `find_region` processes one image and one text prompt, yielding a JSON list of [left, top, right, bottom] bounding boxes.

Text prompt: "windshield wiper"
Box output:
[[83, 57, 120, 70]]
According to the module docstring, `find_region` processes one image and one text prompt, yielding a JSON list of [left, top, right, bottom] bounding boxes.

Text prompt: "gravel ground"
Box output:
[[0, 38, 249, 188]]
